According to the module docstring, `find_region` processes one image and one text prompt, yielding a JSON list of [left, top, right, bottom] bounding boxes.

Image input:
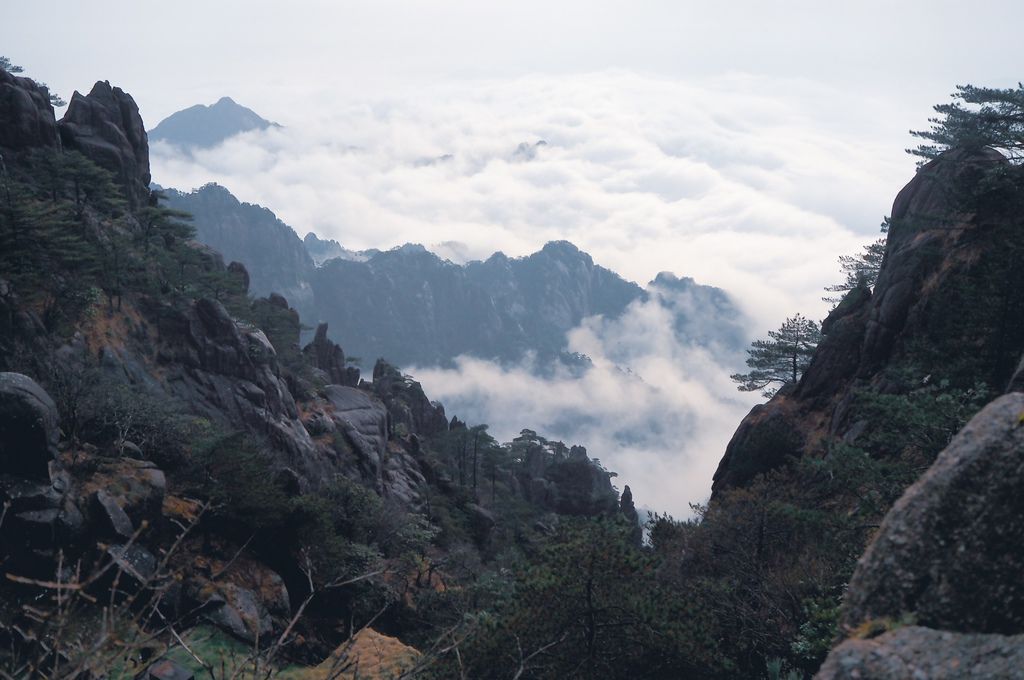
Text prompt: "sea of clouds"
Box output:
[[150, 71, 917, 515]]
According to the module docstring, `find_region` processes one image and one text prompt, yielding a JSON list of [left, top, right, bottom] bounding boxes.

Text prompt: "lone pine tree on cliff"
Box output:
[[731, 313, 822, 397]]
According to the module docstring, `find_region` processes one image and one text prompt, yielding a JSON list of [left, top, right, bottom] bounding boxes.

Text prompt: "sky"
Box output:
[[5, 1, 1021, 514]]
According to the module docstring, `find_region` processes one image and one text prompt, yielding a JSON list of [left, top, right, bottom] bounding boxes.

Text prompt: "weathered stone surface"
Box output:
[[0, 373, 60, 479], [137, 658, 195, 680], [713, 149, 1023, 495], [94, 489, 135, 538], [188, 555, 290, 644], [712, 400, 803, 493], [59, 80, 150, 208], [108, 543, 158, 582], [151, 297, 328, 490], [0, 68, 59, 153], [372, 361, 447, 438], [304, 323, 359, 387], [815, 626, 1024, 680], [841, 393, 1024, 635], [326, 385, 388, 487]]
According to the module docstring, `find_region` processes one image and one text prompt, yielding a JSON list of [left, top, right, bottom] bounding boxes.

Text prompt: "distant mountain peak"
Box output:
[[149, 97, 279, 150]]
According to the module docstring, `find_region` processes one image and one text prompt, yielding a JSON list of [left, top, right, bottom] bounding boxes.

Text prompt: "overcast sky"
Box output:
[[5, 1, 1021, 513]]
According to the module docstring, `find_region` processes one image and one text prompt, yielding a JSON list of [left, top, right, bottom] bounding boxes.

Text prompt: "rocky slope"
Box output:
[[815, 383, 1024, 677], [0, 68, 633, 675]]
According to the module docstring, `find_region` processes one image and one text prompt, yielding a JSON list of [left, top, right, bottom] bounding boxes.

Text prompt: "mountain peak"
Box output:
[[149, 96, 278, 149]]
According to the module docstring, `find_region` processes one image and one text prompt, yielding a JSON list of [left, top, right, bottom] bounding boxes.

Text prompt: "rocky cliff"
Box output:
[[713, 148, 1024, 494], [59, 80, 151, 209]]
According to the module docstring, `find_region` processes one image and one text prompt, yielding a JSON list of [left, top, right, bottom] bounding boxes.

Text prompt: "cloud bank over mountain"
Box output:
[[150, 71, 912, 332], [411, 282, 759, 516], [148, 70, 919, 513]]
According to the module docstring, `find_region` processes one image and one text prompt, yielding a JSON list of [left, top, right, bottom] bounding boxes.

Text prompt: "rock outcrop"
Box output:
[[713, 149, 1024, 496], [372, 360, 448, 438], [147, 296, 325, 489], [815, 382, 1024, 677], [304, 323, 359, 387], [839, 392, 1024, 635], [58, 80, 151, 209], [0, 68, 59, 155], [0, 373, 60, 478], [817, 627, 1024, 679]]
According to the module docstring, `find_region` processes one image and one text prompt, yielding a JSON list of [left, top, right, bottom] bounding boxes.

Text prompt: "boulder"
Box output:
[[94, 489, 135, 539], [0, 373, 60, 479], [58, 80, 151, 209], [840, 393, 1024, 635], [137, 658, 195, 680], [187, 555, 290, 644], [816, 627, 1024, 680], [0, 68, 59, 154]]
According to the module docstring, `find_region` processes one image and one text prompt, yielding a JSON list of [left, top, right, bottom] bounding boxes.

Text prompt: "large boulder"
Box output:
[[58, 80, 150, 208], [816, 626, 1024, 679], [0, 68, 59, 154], [840, 392, 1024, 635], [0, 373, 60, 478]]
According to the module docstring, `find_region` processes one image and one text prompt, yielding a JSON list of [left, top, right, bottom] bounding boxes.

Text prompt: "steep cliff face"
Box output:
[[59, 80, 151, 209], [713, 148, 1024, 493]]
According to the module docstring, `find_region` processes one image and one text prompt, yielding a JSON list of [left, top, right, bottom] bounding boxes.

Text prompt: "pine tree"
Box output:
[[823, 238, 886, 305], [0, 56, 23, 74], [731, 314, 822, 397], [910, 83, 1024, 162]]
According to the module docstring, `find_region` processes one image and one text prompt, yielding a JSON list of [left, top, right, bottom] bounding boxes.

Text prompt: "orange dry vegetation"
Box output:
[[80, 300, 147, 353], [292, 628, 420, 680]]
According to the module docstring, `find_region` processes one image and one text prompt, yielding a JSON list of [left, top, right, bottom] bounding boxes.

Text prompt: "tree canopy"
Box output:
[[823, 237, 885, 305], [731, 314, 822, 397], [910, 83, 1024, 163]]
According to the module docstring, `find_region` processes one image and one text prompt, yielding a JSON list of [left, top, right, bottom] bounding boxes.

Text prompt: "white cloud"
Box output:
[[410, 286, 759, 517], [148, 70, 922, 514], [150, 70, 913, 333]]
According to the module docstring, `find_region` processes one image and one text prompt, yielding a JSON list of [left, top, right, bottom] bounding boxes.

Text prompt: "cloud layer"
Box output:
[[149, 70, 919, 514], [150, 70, 914, 331], [411, 283, 758, 516]]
